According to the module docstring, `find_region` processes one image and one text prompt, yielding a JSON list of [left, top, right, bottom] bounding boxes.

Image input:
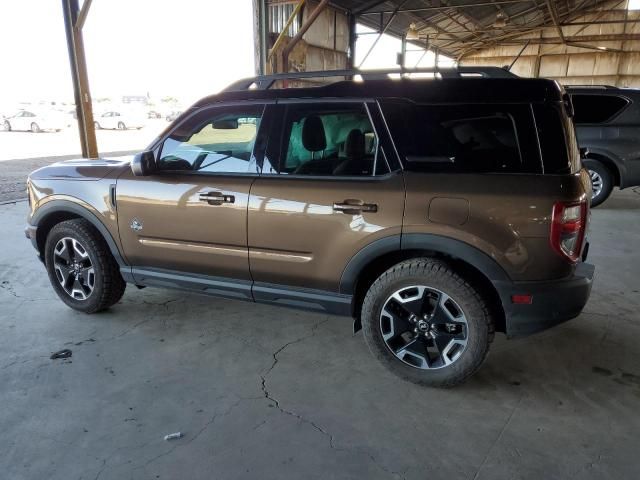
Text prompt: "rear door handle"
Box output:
[[333, 199, 378, 214], [198, 191, 235, 205]]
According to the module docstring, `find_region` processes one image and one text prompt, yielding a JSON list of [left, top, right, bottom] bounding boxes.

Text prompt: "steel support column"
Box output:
[[62, 0, 98, 159]]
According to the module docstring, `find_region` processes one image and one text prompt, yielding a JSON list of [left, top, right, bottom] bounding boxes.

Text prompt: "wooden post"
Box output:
[[62, 0, 98, 159]]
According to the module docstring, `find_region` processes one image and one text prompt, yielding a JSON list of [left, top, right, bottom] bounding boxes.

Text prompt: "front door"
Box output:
[[248, 101, 405, 297], [117, 103, 267, 292]]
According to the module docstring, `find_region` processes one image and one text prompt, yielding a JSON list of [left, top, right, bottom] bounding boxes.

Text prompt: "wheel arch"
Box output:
[[31, 200, 127, 268], [583, 151, 621, 186], [341, 234, 508, 334]]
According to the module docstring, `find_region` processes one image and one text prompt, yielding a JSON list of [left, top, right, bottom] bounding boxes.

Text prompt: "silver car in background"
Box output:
[[2, 109, 66, 132], [94, 110, 145, 130]]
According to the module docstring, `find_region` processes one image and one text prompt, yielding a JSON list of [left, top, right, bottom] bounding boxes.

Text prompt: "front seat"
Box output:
[[333, 129, 371, 176], [294, 115, 334, 175]]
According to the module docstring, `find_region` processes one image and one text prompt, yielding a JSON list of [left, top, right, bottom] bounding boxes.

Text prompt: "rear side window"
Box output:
[[571, 94, 629, 124], [380, 102, 541, 174], [264, 102, 389, 176]]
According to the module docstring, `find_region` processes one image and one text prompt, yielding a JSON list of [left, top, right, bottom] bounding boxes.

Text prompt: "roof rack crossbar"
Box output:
[[224, 66, 517, 92]]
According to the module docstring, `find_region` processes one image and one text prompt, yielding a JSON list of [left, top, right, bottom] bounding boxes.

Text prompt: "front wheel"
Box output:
[[117, 121, 126, 130], [361, 259, 494, 387], [586, 161, 613, 207], [44, 219, 126, 313], [2, 120, 10, 131], [30, 122, 41, 133]]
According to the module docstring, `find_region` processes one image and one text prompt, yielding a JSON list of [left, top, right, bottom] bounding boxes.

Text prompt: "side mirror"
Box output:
[[131, 150, 157, 176]]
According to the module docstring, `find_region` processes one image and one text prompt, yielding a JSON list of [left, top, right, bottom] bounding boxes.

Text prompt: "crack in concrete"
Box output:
[[129, 398, 250, 476], [259, 317, 407, 479], [471, 394, 524, 480], [0, 280, 19, 298]]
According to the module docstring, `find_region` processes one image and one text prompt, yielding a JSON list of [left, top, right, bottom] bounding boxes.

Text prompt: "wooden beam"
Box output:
[[62, 0, 98, 159], [75, 0, 92, 30]]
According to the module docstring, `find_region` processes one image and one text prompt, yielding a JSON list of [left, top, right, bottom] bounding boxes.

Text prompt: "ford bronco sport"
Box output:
[[25, 68, 595, 387]]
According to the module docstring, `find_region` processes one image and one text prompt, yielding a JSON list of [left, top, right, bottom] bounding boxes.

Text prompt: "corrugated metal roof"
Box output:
[[329, 0, 621, 59]]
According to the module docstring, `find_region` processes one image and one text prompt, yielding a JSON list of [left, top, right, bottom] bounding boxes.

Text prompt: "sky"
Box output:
[[0, 0, 445, 109]]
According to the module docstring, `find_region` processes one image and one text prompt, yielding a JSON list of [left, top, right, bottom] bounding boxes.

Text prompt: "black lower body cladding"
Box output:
[[495, 261, 595, 337]]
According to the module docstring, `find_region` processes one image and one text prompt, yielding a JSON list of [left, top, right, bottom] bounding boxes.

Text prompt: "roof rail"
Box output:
[[223, 66, 517, 92], [564, 85, 617, 89]]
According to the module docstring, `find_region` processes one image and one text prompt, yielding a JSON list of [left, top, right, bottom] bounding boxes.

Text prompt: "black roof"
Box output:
[[566, 85, 640, 96], [193, 77, 564, 108]]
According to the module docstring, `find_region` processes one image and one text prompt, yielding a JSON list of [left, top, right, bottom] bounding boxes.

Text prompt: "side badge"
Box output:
[[130, 218, 143, 232]]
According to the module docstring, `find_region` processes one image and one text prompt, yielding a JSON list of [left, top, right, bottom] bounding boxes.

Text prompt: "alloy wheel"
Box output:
[[53, 237, 95, 300], [379, 285, 468, 369], [589, 169, 603, 199]]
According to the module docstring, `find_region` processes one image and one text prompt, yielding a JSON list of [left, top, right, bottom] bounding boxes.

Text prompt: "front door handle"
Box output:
[[333, 199, 378, 214], [198, 191, 235, 205]]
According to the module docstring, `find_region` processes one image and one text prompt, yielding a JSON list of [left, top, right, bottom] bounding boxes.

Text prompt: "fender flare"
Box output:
[[30, 200, 128, 268], [339, 233, 510, 295]]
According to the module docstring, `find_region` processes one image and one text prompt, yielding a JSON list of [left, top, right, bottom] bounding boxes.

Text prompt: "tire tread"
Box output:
[[361, 257, 494, 387]]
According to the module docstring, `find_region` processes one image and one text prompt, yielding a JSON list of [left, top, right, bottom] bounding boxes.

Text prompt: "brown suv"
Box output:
[[25, 68, 595, 387]]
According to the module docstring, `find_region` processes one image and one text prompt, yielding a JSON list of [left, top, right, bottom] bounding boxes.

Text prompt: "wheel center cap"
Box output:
[[417, 319, 429, 332]]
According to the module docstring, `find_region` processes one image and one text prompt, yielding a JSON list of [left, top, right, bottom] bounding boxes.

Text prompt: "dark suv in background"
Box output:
[[568, 86, 640, 206], [25, 68, 594, 387]]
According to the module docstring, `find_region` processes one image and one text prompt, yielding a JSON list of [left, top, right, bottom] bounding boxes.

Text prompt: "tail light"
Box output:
[[550, 200, 588, 263]]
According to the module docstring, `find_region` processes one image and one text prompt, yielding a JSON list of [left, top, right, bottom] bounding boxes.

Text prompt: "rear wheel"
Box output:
[[586, 160, 613, 207], [94, 121, 101, 130], [361, 258, 493, 387], [30, 122, 41, 133], [117, 121, 126, 130], [44, 219, 126, 313], [2, 120, 10, 131]]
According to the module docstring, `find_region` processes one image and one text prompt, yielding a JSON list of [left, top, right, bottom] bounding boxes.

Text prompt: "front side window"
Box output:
[[265, 103, 388, 176], [158, 105, 263, 174], [381, 102, 538, 174]]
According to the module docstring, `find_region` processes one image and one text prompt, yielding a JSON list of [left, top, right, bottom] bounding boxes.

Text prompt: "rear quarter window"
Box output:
[[571, 94, 629, 124], [532, 103, 579, 174], [380, 101, 542, 174]]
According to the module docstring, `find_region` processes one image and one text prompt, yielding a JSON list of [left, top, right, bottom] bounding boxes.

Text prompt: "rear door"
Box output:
[[247, 100, 405, 304], [117, 103, 268, 294]]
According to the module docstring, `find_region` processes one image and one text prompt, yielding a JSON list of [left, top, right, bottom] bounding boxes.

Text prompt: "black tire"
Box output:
[[361, 258, 494, 387], [44, 219, 126, 313], [585, 160, 613, 207], [30, 122, 41, 133], [117, 121, 126, 130], [2, 120, 10, 131], [94, 121, 101, 130]]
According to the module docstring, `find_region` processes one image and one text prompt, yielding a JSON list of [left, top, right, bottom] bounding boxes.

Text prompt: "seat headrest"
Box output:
[[345, 129, 365, 159], [302, 115, 326, 152]]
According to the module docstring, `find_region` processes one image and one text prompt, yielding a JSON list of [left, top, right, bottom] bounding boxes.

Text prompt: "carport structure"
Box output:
[[258, 0, 640, 82], [64, 0, 640, 158]]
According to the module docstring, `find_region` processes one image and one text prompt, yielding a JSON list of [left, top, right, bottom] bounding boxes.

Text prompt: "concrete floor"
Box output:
[[1, 190, 639, 480]]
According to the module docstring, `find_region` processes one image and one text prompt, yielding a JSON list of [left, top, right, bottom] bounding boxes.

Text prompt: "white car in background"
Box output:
[[2, 109, 66, 132], [94, 111, 145, 130]]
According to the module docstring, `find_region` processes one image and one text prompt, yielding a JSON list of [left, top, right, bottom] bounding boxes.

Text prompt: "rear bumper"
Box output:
[[495, 262, 595, 338]]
